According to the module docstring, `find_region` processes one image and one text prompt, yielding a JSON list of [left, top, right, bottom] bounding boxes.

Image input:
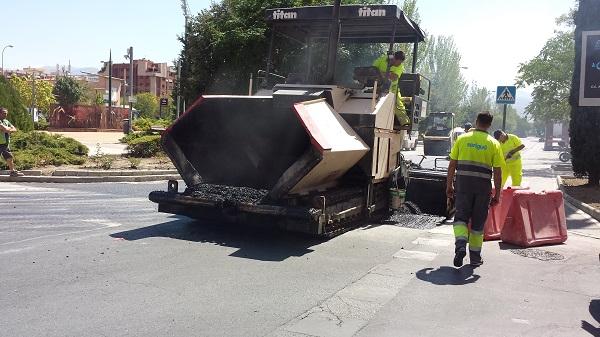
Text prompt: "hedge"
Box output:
[[132, 118, 172, 132], [0, 131, 89, 170], [126, 134, 162, 158]]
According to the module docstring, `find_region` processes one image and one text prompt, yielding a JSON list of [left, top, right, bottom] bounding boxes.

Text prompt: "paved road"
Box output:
[[0, 181, 438, 337], [1, 137, 599, 337]]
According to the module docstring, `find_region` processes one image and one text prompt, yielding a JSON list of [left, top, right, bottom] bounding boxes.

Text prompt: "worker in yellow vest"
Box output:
[[493, 130, 525, 187], [372, 51, 410, 126], [447, 112, 504, 267]]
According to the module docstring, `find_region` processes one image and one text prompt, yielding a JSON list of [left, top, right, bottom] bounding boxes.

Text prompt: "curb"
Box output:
[[0, 170, 42, 176], [557, 175, 600, 223], [0, 174, 180, 184], [52, 169, 178, 177]]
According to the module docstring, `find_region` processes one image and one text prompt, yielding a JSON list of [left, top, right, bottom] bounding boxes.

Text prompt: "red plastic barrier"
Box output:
[[501, 190, 567, 247], [483, 187, 529, 241]]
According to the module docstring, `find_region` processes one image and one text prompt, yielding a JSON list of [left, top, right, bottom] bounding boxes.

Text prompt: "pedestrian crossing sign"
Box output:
[[496, 86, 517, 104]]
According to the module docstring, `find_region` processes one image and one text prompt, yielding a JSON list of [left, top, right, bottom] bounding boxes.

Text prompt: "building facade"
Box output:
[[101, 59, 175, 98]]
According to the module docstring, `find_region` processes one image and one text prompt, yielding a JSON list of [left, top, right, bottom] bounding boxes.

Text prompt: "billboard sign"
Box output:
[[579, 30, 600, 106]]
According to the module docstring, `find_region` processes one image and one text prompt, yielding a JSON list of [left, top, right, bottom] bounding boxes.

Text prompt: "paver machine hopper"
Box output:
[[149, 2, 442, 236]]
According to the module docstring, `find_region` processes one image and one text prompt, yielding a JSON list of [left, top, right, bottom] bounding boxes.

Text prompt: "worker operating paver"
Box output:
[[446, 112, 504, 267], [372, 51, 410, 127], [494, 130, 525, 187]]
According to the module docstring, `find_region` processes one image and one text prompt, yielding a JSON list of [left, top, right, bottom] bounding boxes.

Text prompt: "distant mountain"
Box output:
[[40, 65, 99, 75]]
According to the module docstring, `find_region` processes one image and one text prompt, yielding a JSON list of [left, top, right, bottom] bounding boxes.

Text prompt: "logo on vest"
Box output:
[[467, 143, 488, 151], [358, 7, 386, 17], [272, 10, 297, 20]]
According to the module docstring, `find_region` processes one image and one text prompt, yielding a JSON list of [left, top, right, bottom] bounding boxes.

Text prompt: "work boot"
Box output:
[[469, 250, 484, 267], [9, 170, 24, 177], [453, 246, 466, 268]]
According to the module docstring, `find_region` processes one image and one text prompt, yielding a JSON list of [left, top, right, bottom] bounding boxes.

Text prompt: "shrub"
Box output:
[[126, 135, 162, 158], [132, 118, 171, 132], [0, 151, 37, 170], [10, 131, 88, 156], [120, 131, 152, 144], [99, 156, 114, 170], [128, 157, 142, 169], [0, 131, 89, 169], [34, 119, 49, 130]]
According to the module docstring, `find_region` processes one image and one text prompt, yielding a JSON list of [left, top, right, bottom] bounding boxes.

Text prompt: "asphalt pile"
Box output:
[[384, 202, 446, 229], [185, 184, 269, 204]]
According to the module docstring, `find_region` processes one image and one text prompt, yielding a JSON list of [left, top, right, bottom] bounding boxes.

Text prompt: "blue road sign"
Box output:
[[496, 86, 516, 104]]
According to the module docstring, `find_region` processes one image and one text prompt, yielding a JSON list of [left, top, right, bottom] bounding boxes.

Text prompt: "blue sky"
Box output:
[[2, 0, 573, 94]]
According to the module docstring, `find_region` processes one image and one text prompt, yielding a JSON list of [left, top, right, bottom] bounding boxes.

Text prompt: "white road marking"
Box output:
[[393, 249, 438, 261], [511, 318, 531, 325], [0, 226, 116, 247], [411, 237, 453, 247], [81, 219, 123, 228]]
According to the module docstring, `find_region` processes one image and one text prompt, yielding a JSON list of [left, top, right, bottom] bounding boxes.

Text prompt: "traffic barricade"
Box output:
[[501, 190, 567, 247], [483, 187, 529, 241]]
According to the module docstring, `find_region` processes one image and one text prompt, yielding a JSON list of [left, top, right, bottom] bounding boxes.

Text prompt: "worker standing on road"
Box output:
[[464, 122, 472, 132], [373, 51, 410, 126], [493, 130, 525, 187], [446, 112, 504, 267]]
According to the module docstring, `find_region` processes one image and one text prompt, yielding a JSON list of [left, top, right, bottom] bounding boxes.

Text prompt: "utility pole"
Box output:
[[30, 71, 36, 122], [176, 60, 181, 118], [126, 47, 134, 133], [180, 0, 190, 117], [108, 49, 112, 129]]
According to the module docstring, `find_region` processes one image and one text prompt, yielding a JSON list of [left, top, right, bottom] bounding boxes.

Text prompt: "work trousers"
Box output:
[[394, 91, 410, 126], [453, 190, 491, 254], [502, 160, 522, 187]]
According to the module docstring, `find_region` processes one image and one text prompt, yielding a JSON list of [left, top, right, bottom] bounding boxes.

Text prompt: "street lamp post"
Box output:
[[2, 45, 14, 77], [124, 47, 133, 133]]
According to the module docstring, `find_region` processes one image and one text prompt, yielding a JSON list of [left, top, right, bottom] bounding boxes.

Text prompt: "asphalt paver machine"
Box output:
[[149, 3, 442, 236]]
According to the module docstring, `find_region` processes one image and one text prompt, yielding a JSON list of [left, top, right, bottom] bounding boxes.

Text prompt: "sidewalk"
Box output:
[[49, 131, 127, 156], [355, 138, 600, 337], [269, 138, 600, 337], [354, 230, 599, 337]]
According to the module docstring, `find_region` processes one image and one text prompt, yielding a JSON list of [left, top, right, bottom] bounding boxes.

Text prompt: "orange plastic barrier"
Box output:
[[501, 190, 567, 247], [483, 187, 529, 241]]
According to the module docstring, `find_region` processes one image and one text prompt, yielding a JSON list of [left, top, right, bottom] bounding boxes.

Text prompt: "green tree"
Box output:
[[53, 76, 85, 107], [422, 35, 467, 113], [490, 104, 531, 137], [134, 92, 159, 118], [569, 0, 600, 185], [516, 31, 574, 123], [9, 76, 56, 114], [179, 0, 411, 102], [0, 76, 33, 131], [457, 84, 492, 125], [398, 0, 428, 73]]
